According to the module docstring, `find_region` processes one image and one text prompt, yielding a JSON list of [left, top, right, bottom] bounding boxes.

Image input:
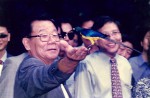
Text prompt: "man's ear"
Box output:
[[7, 33, 11, 41], [22, 38, 31, 50]]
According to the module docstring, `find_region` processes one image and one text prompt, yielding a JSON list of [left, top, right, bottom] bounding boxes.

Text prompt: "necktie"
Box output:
[[0, 60, 3, 64], [110, 58, 123, 98]]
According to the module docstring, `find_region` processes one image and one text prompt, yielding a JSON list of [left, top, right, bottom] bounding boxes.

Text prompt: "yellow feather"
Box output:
[[81, 34, 102, 45]]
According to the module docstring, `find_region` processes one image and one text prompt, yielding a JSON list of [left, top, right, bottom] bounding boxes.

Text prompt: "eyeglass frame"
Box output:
[[60, 30, 76, 40], [26, 33, 61, 42], [0, 33, 8, 38]]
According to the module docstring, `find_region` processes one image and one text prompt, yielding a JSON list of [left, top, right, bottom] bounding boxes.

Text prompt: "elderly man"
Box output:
[[0, 15, 88, 98]]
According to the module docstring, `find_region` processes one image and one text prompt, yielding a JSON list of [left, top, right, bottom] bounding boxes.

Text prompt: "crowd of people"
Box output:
[[0, 13, 149, 98]]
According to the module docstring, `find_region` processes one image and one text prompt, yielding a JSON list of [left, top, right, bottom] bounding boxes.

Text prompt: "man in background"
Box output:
[[0, 24, 12, 76]]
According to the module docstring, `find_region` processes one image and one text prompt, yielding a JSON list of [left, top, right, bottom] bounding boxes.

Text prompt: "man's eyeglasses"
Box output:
[[61, 30, 75, 40], [0, 33, 8, 38], [27, 34, 60, 42]]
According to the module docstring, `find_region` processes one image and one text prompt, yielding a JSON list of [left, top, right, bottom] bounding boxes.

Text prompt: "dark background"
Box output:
[[0, 0, 150, 56]]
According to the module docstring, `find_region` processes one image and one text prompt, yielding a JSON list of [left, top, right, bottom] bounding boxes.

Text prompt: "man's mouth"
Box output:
[[107, 43, 116, 47], [47, 48, 57, 51]]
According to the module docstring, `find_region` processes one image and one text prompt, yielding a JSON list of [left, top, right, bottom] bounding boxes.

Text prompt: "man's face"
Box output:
[[24, 20, 60, 63], [96, 22, 122, 57], [82, 20, 94, 29], [117, 41, 133, 59], [0, 26, 10, 51], [61, 23, 78, 47], [141, 31, 150, 52]]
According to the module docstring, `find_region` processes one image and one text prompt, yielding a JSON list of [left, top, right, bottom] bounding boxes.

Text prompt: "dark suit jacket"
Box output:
[[7, 53, 12, 58], [14, 55, 72, 98]]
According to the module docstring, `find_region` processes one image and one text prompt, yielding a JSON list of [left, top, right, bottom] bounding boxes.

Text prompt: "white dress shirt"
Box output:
[[73, 51, 132, 98]]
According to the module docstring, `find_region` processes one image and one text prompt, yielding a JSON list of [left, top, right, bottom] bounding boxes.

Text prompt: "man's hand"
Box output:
[[59, 40, 88, 61], [58, 40, 88, 73]]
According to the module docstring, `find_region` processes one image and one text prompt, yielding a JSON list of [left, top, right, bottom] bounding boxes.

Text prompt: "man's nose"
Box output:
[[47, 36, 57, 43]]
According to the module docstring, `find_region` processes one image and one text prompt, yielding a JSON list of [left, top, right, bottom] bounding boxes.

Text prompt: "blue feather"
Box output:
[[74, 27, 108, 38]]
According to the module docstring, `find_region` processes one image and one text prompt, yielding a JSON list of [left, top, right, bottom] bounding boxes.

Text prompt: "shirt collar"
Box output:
[[98, 51, 118, 61], [1, 51, 7, 62]]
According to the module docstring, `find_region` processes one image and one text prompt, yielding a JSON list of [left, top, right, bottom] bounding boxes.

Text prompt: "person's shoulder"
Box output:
[[119, 56, 129, 64], [7, 53, 28, 60], [23, 55, 41, 63], [117, 55, 131, 66], [129, 55, 141, 64], [117, 54, 127, 59], [2, 53, 29, 73], [20, 54, 45, 69], [80, 51, 100, 62], [129, 54, 141, 60], [80, 51, 107, 66], [4, 53, 28, 67]]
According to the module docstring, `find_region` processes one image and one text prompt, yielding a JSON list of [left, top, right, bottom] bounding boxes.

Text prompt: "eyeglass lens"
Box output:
[[40, 34, 60, 42], [0, 33, 8, 38], [61, 31, 75, 40]]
